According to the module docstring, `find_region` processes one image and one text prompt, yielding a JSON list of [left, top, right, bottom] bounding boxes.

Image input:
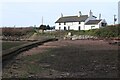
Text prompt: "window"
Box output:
[[59, 27, 61, 30], [68, 26, 70, 30], [64, 26, 66, 30], [79, 26, 81, 30], [101, 23, 107, 27], [91, 26, 95, 29], [59, 23, 61, 25], [64, 22, 66, 25]]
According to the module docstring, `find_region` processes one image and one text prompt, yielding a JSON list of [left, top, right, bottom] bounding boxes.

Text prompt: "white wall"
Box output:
[[80, 22, 85, 30], [55, 23, 60, 30], [55, 19, 107, 30], [55, 22, 101, 30], [55, 22, 82, 30]]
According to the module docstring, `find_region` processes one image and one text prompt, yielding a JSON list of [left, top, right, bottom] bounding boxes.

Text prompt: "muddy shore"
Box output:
[[2, 40, 119, 78]]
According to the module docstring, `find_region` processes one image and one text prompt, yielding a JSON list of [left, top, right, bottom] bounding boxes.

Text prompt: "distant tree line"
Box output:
[[2, 27, 35, 37], [39, 25, 54, 30]]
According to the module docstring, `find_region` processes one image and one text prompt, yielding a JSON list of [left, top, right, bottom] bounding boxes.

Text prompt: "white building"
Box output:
[[55, 11, 107, 30]]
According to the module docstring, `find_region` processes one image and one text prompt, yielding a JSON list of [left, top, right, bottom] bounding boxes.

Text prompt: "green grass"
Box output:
[[2, 41, 28, 50], [20, 44, 118, 77], [22, 48, 53, 63], [2, 45, 53, 78], [38, 46, 118, 73], [37, 24, 120, 39], [17, 49, 53, 77]]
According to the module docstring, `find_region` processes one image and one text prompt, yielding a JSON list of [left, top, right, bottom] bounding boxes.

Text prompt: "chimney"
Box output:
[[89, 10, 93, 17], [99, 14, 101, 20], [78, 11, 82, 17], [61, 13, 63, 17]]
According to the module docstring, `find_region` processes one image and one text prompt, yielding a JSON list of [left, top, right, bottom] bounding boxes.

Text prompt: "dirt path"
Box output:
[[2, 40, 119, 78]]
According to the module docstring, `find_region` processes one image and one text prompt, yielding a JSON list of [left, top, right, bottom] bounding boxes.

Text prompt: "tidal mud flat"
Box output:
[[2, 40, 119, 78]]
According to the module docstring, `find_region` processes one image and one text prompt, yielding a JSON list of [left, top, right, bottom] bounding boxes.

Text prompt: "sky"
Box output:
[[0, 0, 119, 27]]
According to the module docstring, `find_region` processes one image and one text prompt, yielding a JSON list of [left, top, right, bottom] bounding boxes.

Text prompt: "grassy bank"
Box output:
[[36, 24, 120, 40], [2, 41, 29, 50]]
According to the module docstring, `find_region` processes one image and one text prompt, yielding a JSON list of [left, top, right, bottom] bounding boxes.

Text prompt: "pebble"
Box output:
[[93, 60, 97, 63], [12, 67, 18, 69], [39, 64, 50, 68], [51, 55, 55, 57], [80, 72, 87, 76], [60, 72, 70, 77], [15, 58, 21, 60], [28, 75, 34, 78], [112, 66, 116, 69]]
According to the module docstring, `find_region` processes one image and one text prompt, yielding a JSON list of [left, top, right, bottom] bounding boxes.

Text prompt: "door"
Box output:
[[78, 26, 81, 31], [68, 26, 70, 30], [64, 27, 66, 30], [59, 27, 61, 30]]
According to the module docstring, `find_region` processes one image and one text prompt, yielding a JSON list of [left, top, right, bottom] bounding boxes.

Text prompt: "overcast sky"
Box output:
[[0, 0, 119, 27]]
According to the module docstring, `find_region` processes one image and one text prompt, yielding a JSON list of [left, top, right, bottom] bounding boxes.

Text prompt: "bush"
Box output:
[[82, 24, 120, 38], [67, 24, 120, 39]]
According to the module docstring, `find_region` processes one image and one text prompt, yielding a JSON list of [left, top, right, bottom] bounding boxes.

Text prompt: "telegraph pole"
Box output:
[[114, 15, 117, 25], [42, 16, 43, 25]]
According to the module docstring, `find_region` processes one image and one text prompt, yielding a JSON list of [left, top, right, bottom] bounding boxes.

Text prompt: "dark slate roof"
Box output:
[[85, 20, 101, 25], [55, 15, 88, 23]]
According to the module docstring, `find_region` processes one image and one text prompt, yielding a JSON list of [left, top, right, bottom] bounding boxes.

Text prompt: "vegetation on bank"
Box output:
[[2, 41, 28, 50], [2, 24, 120, 40], [87, 25, 120, 38], [35, 24, 120, 39], [66, 24, 120, 39], [2, 27, 35, 37]]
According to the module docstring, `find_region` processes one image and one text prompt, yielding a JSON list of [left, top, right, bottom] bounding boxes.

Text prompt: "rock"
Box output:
[[80, 72, 87, 76], [111, 66, 116, 70], [28, 75, 34, 78], [72, 38, 76, 40], [68, 32, 72, 36], [93, 60, 97, 63], [60, 72, 70, 77], [14, 74, 18, 77], [39, 63, 50, 68], [51, 55, 55, 57], [105, 70, 108, 73], [16, 58, 21, 60], [12, 67, 18, 69]]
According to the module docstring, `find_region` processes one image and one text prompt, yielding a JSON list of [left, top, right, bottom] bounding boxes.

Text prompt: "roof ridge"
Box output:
[[89, 19, 101, 21], [62, 15, 88, 18], [55, 15, 88, 23]]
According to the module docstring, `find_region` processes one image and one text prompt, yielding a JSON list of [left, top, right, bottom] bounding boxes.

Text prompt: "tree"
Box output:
[[39, 25, 46, 30], [46, 25, 50, 30]]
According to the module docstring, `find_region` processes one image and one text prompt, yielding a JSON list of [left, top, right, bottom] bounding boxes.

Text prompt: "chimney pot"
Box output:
[[78, 11, 82, 17]]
